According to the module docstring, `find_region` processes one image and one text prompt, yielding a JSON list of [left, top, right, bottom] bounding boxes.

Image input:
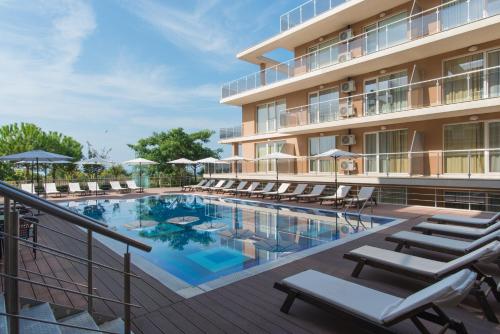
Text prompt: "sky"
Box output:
[[0, 0, 303, 161]]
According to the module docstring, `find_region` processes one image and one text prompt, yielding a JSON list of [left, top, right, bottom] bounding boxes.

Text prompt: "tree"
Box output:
[[128, 128, 222, 176], [0, 123, 83, 180], [83, 142, 112, 177]]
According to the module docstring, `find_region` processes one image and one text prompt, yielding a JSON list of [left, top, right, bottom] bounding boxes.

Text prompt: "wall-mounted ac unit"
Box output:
[[341, 160, 356, 171], [337, 52, 352, 63], [339, 104, 355, 118], [339, 29, 353, 41], [341, 134, 356, 146], [341, 80, 356, 93]]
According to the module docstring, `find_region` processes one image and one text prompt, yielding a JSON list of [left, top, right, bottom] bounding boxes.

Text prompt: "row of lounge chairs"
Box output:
[[182, 179, 376, 208], [274, 211, 500, 333], [19, 180, 144, 197]]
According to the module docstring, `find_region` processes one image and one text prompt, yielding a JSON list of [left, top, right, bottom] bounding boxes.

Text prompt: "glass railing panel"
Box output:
[[315, 0, 332, 15], [288, 8, 302, 29], [301, 1, 315, 23], [443, 151, 485, 174]]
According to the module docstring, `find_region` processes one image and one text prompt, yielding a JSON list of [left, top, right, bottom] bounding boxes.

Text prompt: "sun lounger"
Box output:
[[20, 183, 36, 194], [319, 185, 352, 205], [197, 179, 214, 191], [87, 182, 106, 195], [249, 182, 275, 197], [344, 241, 500, 322], [263, 183, 290, 199], [428, 212, 500, 228], [203, 180, 225, 191], [223, 181, 247, 194], [68, 183, 87, 196], [237, 182, 260, 196], [344, 187, 376, 208], [386, 230, 500, 256], [296, 185, 326, 202], [274, 269, 475, 333], [412, 220, 500, 240], [215, 180, 234, 193], [182, 179, 206, 191], [276, 184, 307, 201], [110, 181, 130, 193], [126, 180, 143, 193], [44, 183, 62, 197]]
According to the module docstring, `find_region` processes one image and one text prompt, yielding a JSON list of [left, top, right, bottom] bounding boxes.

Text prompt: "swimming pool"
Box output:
[[62, 194, 396, 288]]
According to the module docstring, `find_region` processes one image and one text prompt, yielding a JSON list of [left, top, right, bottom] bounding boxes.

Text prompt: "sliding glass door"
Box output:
[[443, 53, 484, 104], [308, 135, 336, 173], [255, 141, 285, 173], [444, 122, 485, 173], [308, 88, 339, 124], [364, 71, 408, 115], [364, 12, 408, 55], [364, 129, 408, 174], [256, 100, 285, 134]]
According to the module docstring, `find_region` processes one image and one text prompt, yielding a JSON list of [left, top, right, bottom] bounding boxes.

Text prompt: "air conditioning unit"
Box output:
[[337, 52, 352, 63], [341, 160, 356, 171], [341, 80, 356, 93], [341, 134, 356, 146], [339, 29, 353, 41], [339, 104, 355, 118]]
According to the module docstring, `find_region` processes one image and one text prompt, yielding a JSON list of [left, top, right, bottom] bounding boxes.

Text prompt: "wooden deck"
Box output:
[[2, 189, 500, 333]]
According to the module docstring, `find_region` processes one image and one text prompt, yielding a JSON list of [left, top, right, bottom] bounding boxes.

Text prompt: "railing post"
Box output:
[[3, 197, 10, 311], [7, 208, 20, 334], [124, 251, 131, 334], [468, 150, 472, 179], [87, 230, 93, 314]]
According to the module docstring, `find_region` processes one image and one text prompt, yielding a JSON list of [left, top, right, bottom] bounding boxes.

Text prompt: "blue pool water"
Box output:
[[62, 195, 394, 286]]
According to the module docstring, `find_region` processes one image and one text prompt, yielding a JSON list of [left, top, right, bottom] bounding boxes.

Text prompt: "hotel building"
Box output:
[[217, 0, 500, 210]]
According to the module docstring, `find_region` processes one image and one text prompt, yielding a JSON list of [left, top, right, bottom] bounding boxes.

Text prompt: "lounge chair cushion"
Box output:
[[429, 212, 500, 226], [390, 231, 472, 253], [297, 185, 325, 197], [281, 270, 401, 323], [415, 221, 500, 238]]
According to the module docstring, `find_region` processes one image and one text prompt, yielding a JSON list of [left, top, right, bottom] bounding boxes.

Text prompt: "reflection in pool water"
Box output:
[[62, 195, 394, 286]]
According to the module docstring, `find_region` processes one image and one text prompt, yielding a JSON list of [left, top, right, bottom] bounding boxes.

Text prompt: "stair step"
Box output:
[[59, 311, 100, 334], [99, 318, 133, 334], [20, 302, 62, 334], [0, 295, 7, 334]]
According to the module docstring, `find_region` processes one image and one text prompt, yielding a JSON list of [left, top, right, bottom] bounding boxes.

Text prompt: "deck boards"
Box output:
[[1, 191, 499, 333]]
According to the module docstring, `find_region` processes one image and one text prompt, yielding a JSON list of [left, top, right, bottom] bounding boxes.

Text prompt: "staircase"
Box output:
[[0, 294, 131, 334]]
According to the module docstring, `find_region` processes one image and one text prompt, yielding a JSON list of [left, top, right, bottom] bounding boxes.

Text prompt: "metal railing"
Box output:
[[208, 148, 500, 179], [222, 0, 500, 99], [219, 126, 243, 140], [0, 180, 152, 333], [280, 0, 350, 32]]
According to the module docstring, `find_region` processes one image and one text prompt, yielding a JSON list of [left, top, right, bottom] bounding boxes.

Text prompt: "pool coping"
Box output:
[[75, 194, 407, 299]]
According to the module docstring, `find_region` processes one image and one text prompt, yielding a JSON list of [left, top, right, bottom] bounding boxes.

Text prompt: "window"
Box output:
[[489, 121, 500, 172], [364, 129, 408, 174], [308, 37, 340, 70], [308, 135, 336, 173], [308, 88, 339, 124], [444, 122, 484, 173], [443, 53, 484, 104], [364, 12, 408, 54], [255, 141, 285, 173], [488, 50, 500, 98], [364, 71, 408, 115], [256, 100, 285, 134]]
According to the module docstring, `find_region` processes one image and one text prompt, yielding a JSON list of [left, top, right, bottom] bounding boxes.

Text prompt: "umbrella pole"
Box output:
[[139, 162, 142, 192], [276, 158, 279, 200], [334, 157, 338, 209], [36, 158, 40, 196]]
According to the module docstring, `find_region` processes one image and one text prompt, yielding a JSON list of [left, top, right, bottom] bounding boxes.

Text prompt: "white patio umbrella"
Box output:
[[256, 152, 298, 193], [123, 158, 159, 190], [195, 157, 228, 178], [168, 158, 195, 184], [221, 155, 248, 179], [312, 149, 359, 206]]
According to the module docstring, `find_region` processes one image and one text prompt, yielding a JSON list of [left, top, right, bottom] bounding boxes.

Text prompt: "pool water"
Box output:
[[62, 195, 394, 286]]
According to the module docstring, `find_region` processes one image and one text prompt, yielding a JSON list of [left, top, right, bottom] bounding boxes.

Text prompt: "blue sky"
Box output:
[[0, 0, 304, 161]]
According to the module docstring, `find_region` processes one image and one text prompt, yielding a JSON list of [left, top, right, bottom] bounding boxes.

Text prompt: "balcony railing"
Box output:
[[219, 126, 243, 140], [222, 0, 500, 99], [210, 148, 500, 178], [280, 0, 351, 32]]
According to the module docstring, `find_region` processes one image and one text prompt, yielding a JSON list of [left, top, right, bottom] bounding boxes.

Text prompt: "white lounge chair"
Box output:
[[263, 183, 290, 199], [237, 182, 260, 196], [277, 184, 307, 201], [44, 183, 62, 197], [386, 230, 500, 256], [198, 180, 215, 191], [68, 183, 87, 196], [428, 212, 500, 228], [110, 181, 130, 193], [216, 180, 234, 193], [87, 182, 105, 195], [249, 182, 275, 197], [182, 179, 207, 192], [205, 180, 225, 192], [344, 187, 376, 209], [319, 185, 352, 205], [126, 180, 143, 193], [344, 241, 500, 323], [274, 269, 475, 333], [223, 181, 247, 194], [20, 183, 36, 194], [412, 220, 500, 240], [296, 185, 326, 202]]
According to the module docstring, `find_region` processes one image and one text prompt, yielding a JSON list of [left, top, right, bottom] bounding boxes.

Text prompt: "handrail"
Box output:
[[0, 181, 151, 252]]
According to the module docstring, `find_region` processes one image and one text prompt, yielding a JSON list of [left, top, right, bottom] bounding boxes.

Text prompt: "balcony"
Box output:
[[220, 65, 500, 143], [222, 0, 500, 104], [280, 0, 351, 32], [219, 126, 243, 140]]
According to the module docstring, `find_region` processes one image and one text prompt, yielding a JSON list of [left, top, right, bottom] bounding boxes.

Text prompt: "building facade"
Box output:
[[217, 0, 500, 210]]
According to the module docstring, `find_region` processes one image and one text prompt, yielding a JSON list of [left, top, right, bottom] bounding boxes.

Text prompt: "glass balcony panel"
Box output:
[[315, 0, 331, 15], [444, 152, 485, 173], [488, 0, 500, 14], [301, 1, 315, 23], [288, 8, 301, 29], [280, 14, 289, 31]]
